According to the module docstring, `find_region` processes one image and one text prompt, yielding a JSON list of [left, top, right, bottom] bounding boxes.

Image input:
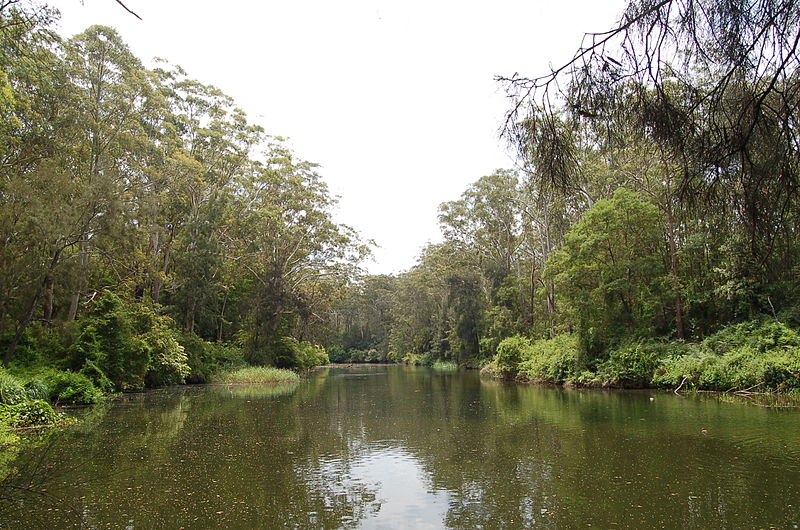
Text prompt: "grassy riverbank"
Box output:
[[482, 318, 800, 393]]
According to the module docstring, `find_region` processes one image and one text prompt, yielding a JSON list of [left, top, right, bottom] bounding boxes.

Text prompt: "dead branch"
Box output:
[[114, 0, 141, 20]]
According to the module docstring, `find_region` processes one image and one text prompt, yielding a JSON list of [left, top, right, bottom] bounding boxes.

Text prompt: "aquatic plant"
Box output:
[[212, 366, 300, 384]]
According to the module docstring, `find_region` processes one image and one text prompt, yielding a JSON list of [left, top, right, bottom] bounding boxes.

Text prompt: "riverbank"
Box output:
[[481, 319, 800, 394], [0, 360, 308, 473]]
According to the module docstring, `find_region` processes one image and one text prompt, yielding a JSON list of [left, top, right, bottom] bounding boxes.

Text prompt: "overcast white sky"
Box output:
[[56, 0, 626, 274]]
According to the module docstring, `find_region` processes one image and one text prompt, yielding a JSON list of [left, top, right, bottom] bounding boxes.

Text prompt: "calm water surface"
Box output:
[[5, 365, 800, 528]]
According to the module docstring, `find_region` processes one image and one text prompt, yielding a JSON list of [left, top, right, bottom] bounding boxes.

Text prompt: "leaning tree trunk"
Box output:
[[4, 248, 63, 366]]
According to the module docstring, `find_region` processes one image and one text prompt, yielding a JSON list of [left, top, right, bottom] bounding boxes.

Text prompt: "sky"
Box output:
[[55, 0, 626, 274]]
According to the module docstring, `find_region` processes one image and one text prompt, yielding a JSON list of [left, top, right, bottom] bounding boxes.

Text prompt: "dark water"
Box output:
[[4, 365, 800, 528]]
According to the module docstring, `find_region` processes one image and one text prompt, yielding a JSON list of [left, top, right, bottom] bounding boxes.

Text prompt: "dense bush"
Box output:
[[79, 360, 114, 393], [68, 291, 149, 391], [273, 337, 329, 370], [494, 335, 532, 378], [652, 320, 800, 391], [0, 399, 68, 427], [517, 335, 582, 383], [42, 370, 103, 405], [22, 379, 50, 402], [142, 319, 190, 388], [180, 333, 246, 384], [327, 345, 347, 363], [329, 347, 386, 363], [701, 320, 800, 354], [593, 341, 690, 387], [402, 352, 434, 366], [0, 324, 68, 368], [0, 372, 27, 405], [69, 290, 189, 390]]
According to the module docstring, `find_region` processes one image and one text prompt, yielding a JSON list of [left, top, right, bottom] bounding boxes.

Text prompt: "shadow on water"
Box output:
[[2, 365, 799, 528]]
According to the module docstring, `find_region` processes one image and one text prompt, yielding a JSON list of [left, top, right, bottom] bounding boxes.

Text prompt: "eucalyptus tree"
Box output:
[[153, 65, 264, 335], [330, 274, 398, 358], [388, 249, 449, 360], [439, 170, 523, 285], [438, 170, 526, 353], [59, 25, 163, 321], [229, 140, 367, 364], [0, 7, 87, 364]]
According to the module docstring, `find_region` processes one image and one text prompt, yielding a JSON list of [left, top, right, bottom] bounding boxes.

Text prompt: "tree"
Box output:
[[547, 189, 669, 358], [61, 25, 162, 320], [501, 0, 800, 191], [229, 140, 367, 364], [0, 8, 84, 364]]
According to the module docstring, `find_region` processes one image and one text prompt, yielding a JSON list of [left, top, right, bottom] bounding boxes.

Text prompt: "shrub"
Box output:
[[331, 348, 388, 363], [69, 290, 190, 390], [479, 360, 502, 378], [0, 372, 27, 405], [493, 335, 532, 377], [42, 370, 103, 405], [517, 334, 582, 383], [402, 353, 422, 365], [0, 328, 41, 368], [652, 320, 800, 391], [294, 341, 329, 370], [180, 333, 246, 384], [22, 379, 50, 402], [0, 399, 70, 428], [69, 291, 149, 391], [701, 320, 800, 355], [79, 360, 114, 393], [595, 341, 689, 387], [273, 337, 329, 370], [143, 322, 189, 388], [327, 344, 347, 363]]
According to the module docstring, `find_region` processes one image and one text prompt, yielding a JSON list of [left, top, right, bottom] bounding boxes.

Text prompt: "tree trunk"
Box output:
[[185, 299, 196, 334], [666, 204, 685, 339], [67, 237, 89, 321], [43, 273, 54, 327], [529, 261, 536, 328], [216, 294, 227, 342]]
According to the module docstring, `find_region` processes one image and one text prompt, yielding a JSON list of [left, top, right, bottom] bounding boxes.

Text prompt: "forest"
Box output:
[[0, 1, 366, 439], [2, 0, 800, 443], [327, 0, 800, 392]]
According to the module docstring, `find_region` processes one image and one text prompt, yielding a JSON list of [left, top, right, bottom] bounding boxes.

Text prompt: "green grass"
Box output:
[[212, 366, 300, 384], [432, 360, 458, 371]]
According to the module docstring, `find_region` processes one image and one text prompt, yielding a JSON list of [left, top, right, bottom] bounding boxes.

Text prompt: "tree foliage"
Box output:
[[0, 6, 361, 380]]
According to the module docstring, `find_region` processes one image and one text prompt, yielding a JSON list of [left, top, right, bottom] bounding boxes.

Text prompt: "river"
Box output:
[[4, 364, 800, 528]]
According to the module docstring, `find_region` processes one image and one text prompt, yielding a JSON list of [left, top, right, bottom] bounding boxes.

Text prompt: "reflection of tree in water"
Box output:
[[2, 374, 382, 528], [1, 439, 82, 528], [293, 455, 381, 527], [0, 402, 113, 528]]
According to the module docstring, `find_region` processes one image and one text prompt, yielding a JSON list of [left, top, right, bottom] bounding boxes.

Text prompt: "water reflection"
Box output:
[[2, 365, 800, 528]]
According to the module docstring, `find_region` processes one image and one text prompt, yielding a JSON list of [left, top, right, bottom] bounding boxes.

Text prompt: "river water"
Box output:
[[4, 364, 800, 528]]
